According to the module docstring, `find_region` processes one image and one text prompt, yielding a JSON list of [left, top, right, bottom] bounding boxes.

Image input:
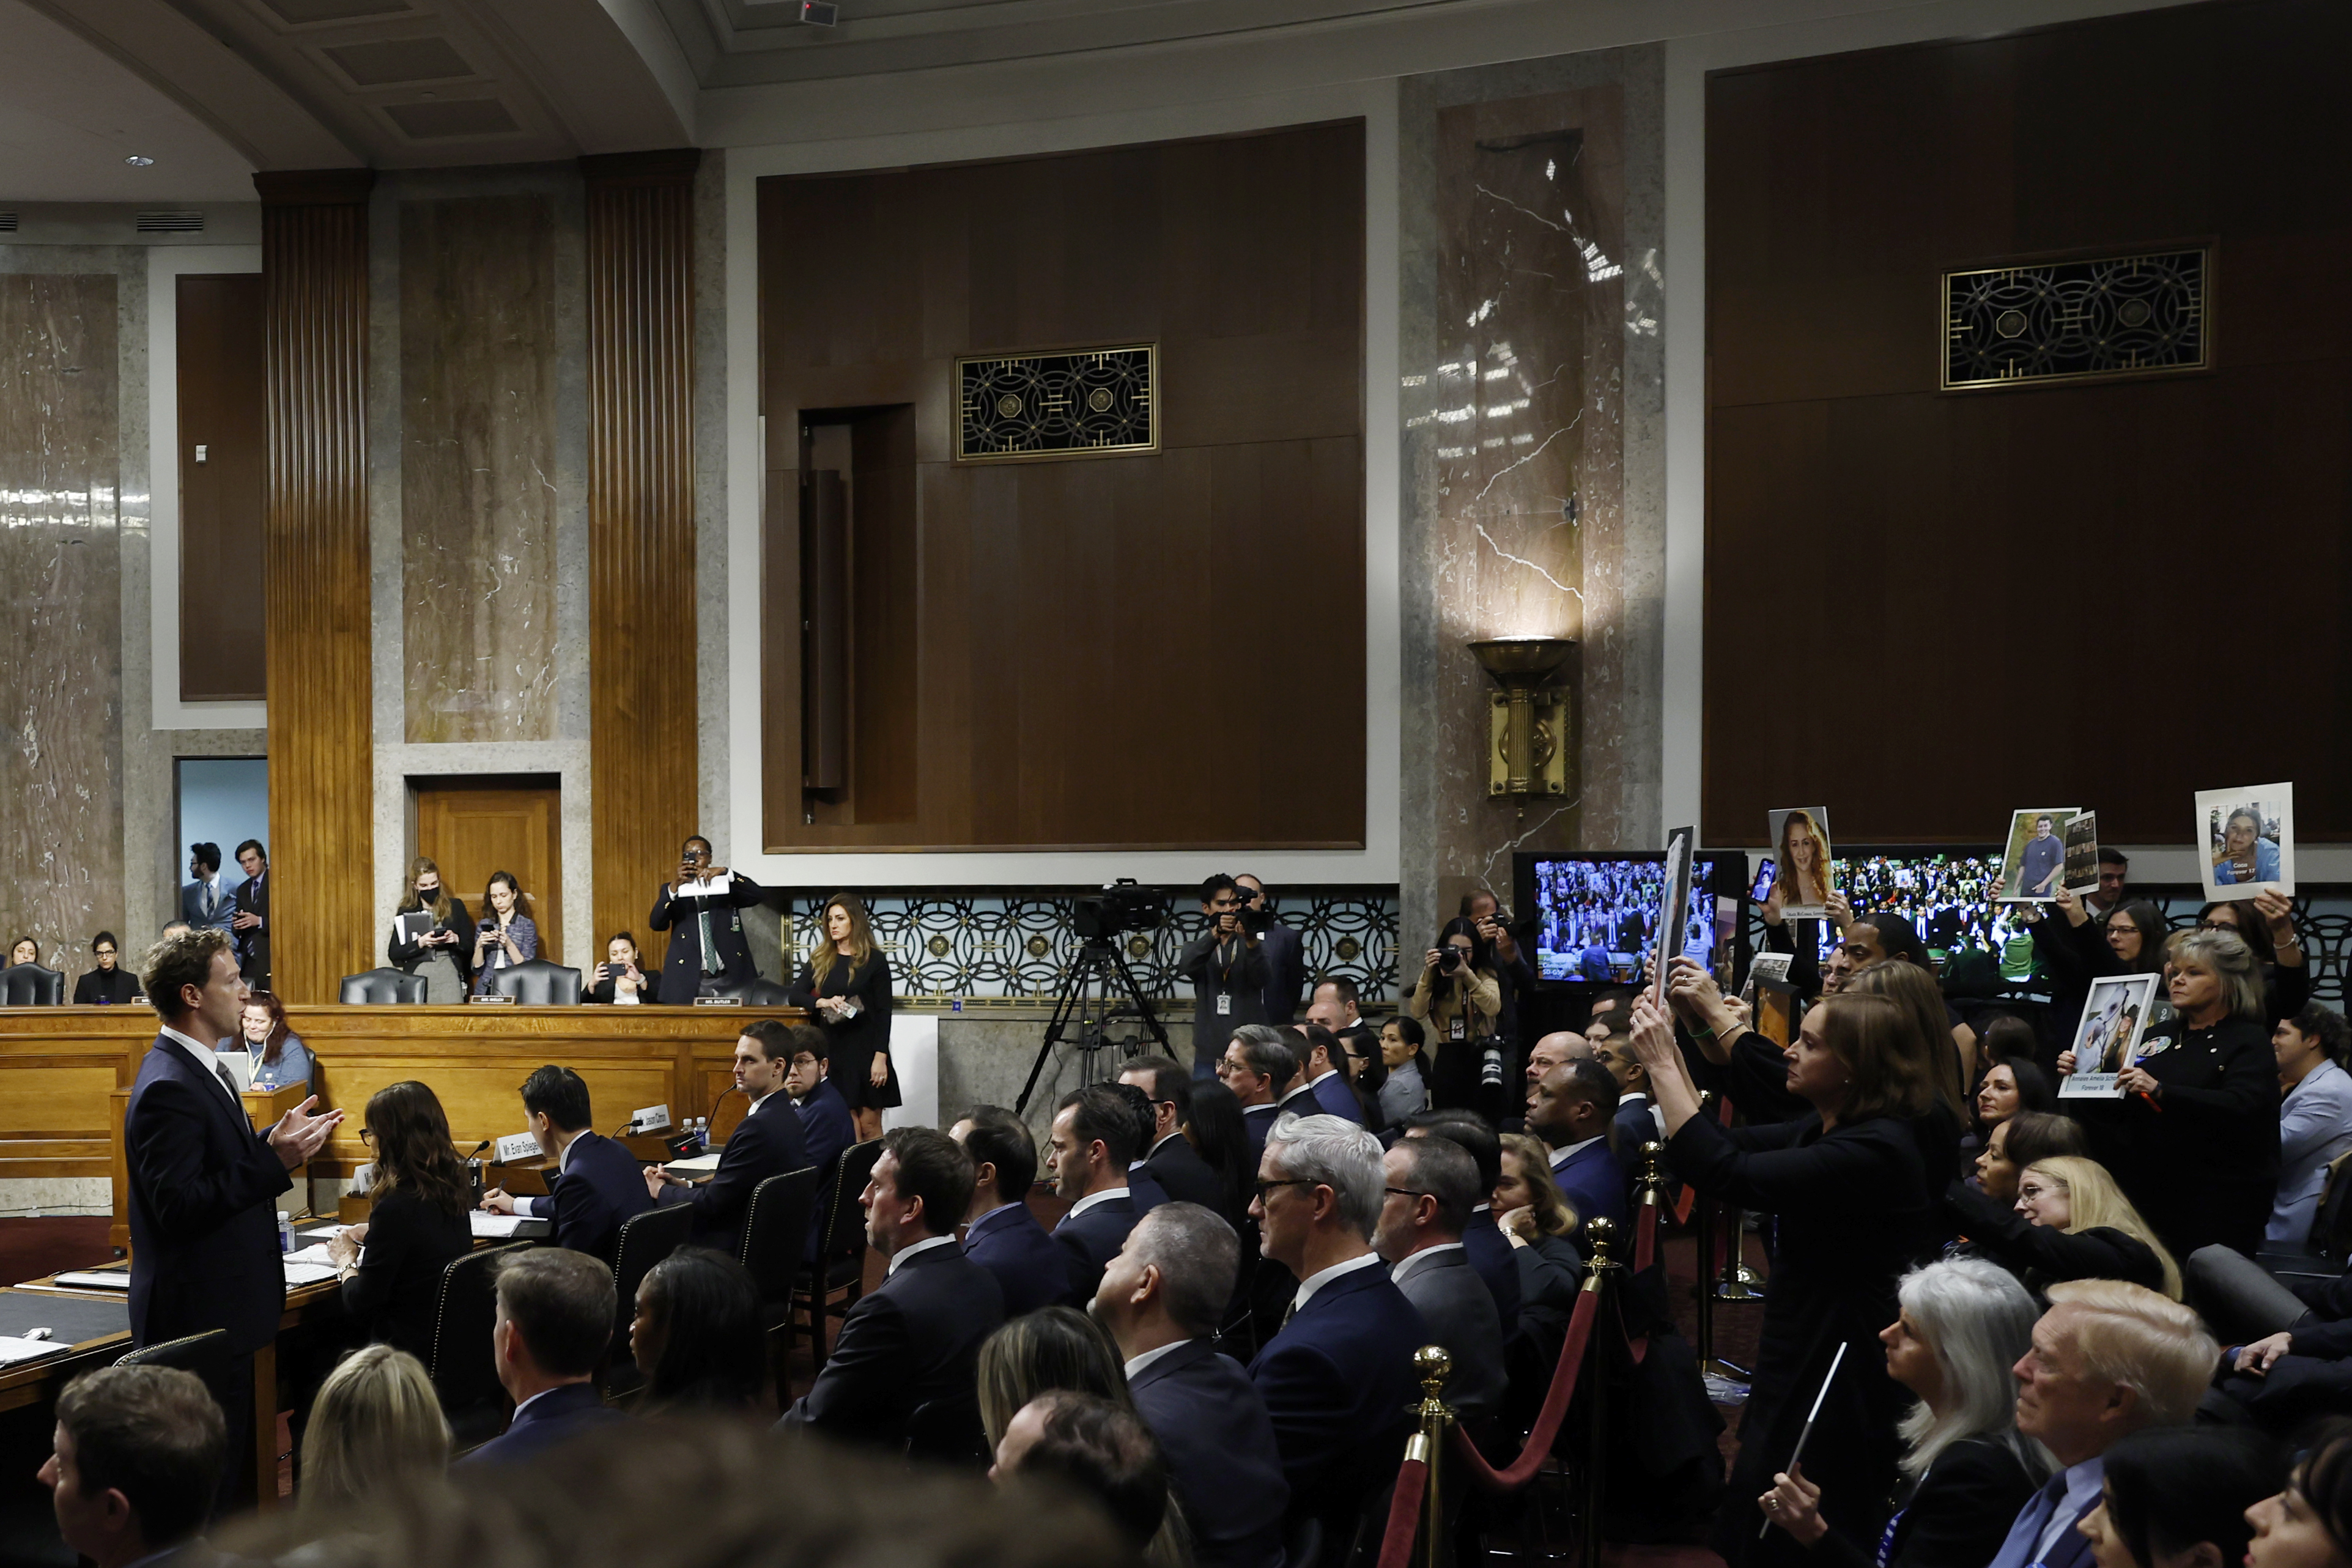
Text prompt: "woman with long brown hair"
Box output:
[[325, 1081, 472, 1359], [788, 893, 896, 1141], [1778, 809, 1834, 911], [228, 988, 313, 1089], [387, 855, 470, 1002]]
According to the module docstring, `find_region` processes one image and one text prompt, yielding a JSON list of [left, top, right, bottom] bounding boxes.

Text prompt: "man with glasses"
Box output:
[[73, 931, 139, 1005], [1246, 1114, 1427, 1545], [1119, 1057, 1226, 1213], [1371, 1133, 1504, 1422], [1219, 1027, 1296, 1163], [648, 835, 765, 1004]]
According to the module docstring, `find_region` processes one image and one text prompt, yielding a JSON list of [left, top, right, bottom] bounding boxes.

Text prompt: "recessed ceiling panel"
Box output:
[[383, 97, 517, 138], [254, 0, 412, 25], [323, 36, 473, 86]]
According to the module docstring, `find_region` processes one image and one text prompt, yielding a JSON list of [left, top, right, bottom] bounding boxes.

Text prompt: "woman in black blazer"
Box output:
[[1761, 1256, 2051, 1568], [1941, 1153, 2179, 1300], [2058, 927, 2280, 1260], [788, 894, 896, 1141], [327, 1081, 472, 1361]]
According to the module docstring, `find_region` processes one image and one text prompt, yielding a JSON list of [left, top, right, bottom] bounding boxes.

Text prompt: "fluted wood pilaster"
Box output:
[[584, 151, 703, 950], [256, 169, 375, 1005]]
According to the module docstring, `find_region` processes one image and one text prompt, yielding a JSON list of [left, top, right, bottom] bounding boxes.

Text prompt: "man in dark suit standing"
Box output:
[[644, 1020, 808, 1254], [784, 1024, 856, 1259], [480, 1065, 654, 1263], [952, 1105, 1071, 1315], [1296, 1027, 1366, 1125], [179, 843, 236, 935], [1048, 1084, 1141, 1303], [229, 840, 270, 990], [780, 1127, 1005, 1444], [462, 1249, 627, 1465], [126, 928, 341, 1499], [1092, 1203, 1288, 1568], [1219, 1027, 1296, 1164], [1179, 876, 1270, 1078], [1235, 875, 1304, 1026], [1304, 980, 1377, 1068], [1119, 1057, 1227, 1213], [1246, 1112, 1428, 1542], [648, 836, 765, 1004], [1373, 1136, 1506, 1423], [1402, 1113, 1521, 1338], [1529, 1060, 1626, 1239]]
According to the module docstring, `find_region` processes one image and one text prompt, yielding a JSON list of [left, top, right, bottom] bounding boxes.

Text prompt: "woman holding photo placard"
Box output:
[[2058, 928, 2279, 1260], [2196, 892, 2309, 1027]]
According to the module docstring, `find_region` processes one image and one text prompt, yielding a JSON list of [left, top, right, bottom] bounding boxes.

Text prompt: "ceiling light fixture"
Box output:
[[124, 155, 155, 166]]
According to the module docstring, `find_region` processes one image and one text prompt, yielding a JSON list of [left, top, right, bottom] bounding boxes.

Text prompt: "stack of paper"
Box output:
[[53, 1272, 131, 1292], [0, 1336, 70, 1366], [284, 1260, 340, 1286], [471, 1212, 552, 1240], [665, 1150, 723, 1174]]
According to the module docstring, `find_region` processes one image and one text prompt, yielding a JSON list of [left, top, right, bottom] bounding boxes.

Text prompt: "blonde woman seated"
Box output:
[[298, 1344, 450, 1517], [1492, 1131, 1585, 1346], [1762, 1257, 2052, 1568], [1942, 1153, 2180, 1299]]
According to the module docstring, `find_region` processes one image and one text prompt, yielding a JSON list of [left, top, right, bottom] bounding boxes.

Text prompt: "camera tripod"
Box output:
[[1015, 936, 1172, 1114]]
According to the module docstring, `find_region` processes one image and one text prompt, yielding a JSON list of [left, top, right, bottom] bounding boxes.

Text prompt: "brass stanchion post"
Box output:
[[1581, 1215, 1619, 1568], [1408, 1344, 1454, 1568]]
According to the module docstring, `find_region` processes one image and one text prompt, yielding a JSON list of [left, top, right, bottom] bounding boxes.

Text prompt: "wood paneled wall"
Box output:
[[176, 273, 267, 702], [1704, 0, 2352, 845], [257, 169, 376, 1002], [583, 151, 701, 951], [758, 122, 1367, 852]]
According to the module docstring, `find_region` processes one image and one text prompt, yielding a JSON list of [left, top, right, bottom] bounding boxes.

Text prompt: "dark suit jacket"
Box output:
[[1307, 1071, 1365, 1125], [1460, 1208, 1522, 1338], [73, 968, 139, 1005], [1143, 1132, 1226, 1211], [1053, 1193, 1140, 1302], [1243, 1103, 1280, 1164], [523, 1131, 657, 1264], [793, 1078, 857, 1262], [1552, 1138, 1628, 1237], [1128, 1164, 1169, 1214], [125, 1034, 294, 1353], [341, 1187, 470, 1361], [234, 873, 270, 987], [648, 873, 763, 1004], [1129, 1339, 1289, 1568], [656, 1093, 808, 1254], [1181, 933, 1269, 1070], [964, 1200, 1071, 1316], [1259, 921, 1306, 1025], [1390, 1248, 1506, 1421], [1811, 1435, 2038, 1568], [781, 1240, 1005, 1444], [1247, 1259, 1429, 1529], [459, 1382, 627, 1466]]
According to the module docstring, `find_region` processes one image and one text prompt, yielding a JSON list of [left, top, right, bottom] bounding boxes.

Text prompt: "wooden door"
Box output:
[[414, 779, 562, 963]]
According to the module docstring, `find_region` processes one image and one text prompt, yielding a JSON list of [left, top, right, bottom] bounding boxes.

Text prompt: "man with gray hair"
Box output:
[[1373, 1134, 1505, 1423], [1245, 1113, 1429, 1544], [1219, 1025, 1298, 1162], [1092, 1203, 1288, 1568]]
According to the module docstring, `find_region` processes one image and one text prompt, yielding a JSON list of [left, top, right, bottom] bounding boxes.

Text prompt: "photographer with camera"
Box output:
[[1179, 875, 1270, 1078], [1463, 889, 1538, 1064], [1235, 874, 1305, 1025], [1408, 917, 1504, 1113]]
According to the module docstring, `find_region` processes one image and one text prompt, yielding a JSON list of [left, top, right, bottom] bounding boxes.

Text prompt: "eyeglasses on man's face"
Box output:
[[1254, 1177, 1315, 1203]]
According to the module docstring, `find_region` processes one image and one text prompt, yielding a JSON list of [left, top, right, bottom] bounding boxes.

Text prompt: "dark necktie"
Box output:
[[2007, 1473, 2073, 1568], [215, 1062, 242, 1103]]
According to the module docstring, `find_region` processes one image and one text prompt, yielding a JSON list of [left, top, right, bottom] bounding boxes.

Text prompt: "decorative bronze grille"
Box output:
[[1943, 249, 2207, 390]]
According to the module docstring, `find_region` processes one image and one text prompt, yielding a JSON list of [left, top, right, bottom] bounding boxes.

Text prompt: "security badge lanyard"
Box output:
[[1213, 934, 1243, 1015]]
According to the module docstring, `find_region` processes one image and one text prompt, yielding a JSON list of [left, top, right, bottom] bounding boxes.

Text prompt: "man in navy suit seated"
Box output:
[[463, 1249, 628, 1465], [1528, 1060, 1626, 1240], [1219, 1027, 1297, 1163], [482, 1064, 655, 1263], [43, 1365, 227, 1568], [1049, 1084, 1143, 1303], [1246, 1112, 1429, 1544], [785, 1024, 857, 1259], [1401, 1112, 1521, 1339], [952, 1104, 1071, 1315], [1092, 1202, 1289, 1568], [1296, 1024, 1366, 1125], [1118, 1056, 1228, 1213], [643, 1019, 810, 1255], [781, 1127, 1005, 1444]]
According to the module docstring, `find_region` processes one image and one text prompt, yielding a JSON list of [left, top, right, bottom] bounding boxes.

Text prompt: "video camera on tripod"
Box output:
[[1015, 878, 1177, 1112], [1071, 878, 1168, 941]]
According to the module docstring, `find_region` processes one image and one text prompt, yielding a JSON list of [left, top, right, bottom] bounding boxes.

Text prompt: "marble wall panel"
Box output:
[[0, 272, 125, 969], [400, 195, 560, 744]]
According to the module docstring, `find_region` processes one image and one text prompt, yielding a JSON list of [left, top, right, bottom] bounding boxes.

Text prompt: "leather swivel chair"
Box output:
[[339, 968, 429, 1005], [488, 958, 586, 1006], [0, 966, 65, 1006]]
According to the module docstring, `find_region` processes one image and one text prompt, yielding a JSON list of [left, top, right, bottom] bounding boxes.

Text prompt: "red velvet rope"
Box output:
[[1448, 1285, 1600, 1493], [1634, 1200, 1659, 1273], [1376, 1457, 1429, 1568]]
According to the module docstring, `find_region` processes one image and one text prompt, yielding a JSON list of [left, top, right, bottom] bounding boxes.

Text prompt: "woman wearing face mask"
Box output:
[[2269, 1004, 2352, 1244], [2058, 928, 2281, 1260], [468, 872, 538, 997], [387, 856, 470, 1002], [1630, 991, 1940, 1568], [788, 893, 895, 1142], [1945, 1154, 2177, 1299], [1759, 1257, 2051, 1568], [1407, 917, 1503, 1112], [2246, 1424, 2352, 1568], [1969, 1111, 2086, 1204], [2077, 1427, 2284, 1568]]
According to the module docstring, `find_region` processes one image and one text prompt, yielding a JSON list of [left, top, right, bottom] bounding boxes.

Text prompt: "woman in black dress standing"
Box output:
[[325, 1081, 472, 1360], [789, 893, 895, 1142], [2058, 926, 2280, 1260], [1630, 989, 1940, 1568]]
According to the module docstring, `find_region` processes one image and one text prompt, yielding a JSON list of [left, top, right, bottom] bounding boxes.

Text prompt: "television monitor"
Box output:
[[1516, 851, 1728, 985], [1808, 845, 2017, 960]]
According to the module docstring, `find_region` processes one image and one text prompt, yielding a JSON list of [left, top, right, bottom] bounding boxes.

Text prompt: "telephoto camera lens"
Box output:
[[1480, 1046, 1504, 1088]]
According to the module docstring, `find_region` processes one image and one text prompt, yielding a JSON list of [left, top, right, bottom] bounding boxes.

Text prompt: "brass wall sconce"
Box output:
[[1468, 637, 1575, 813]]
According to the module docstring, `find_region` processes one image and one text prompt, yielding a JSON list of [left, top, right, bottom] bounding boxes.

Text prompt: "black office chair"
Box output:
[[0, 966, 64, 1006], [117, 1327, 229, 1373], [489, 958, 585, 1006], [904, 1389, 988, 1468], [339, 968, 428, 1005], [429, 1241, 536, 1451], [609, 1202, 697, 1383], [740, 1166, 819, 1396], [792, 1139, 884, 1372], [698, 975, 793, 1006]]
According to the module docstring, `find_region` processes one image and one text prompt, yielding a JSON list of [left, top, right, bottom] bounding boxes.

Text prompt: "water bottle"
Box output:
[[277, 1211, 292, 1254]]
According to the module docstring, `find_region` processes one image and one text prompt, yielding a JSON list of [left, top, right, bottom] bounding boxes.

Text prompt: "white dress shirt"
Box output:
[[1389, 1240, 1465, 1285], [1065, 1186, 1131, 1219], [1290, 1251, 1383, 1315], [887, 1233, 956, 1276]]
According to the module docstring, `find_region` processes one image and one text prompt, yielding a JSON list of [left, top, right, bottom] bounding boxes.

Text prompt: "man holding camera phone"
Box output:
[[648, 836, 766, 1004], [1179, 874, 1270, 1078]]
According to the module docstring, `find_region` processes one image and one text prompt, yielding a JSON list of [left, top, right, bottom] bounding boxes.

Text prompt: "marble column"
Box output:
[[257, 169, 376, 1002]]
